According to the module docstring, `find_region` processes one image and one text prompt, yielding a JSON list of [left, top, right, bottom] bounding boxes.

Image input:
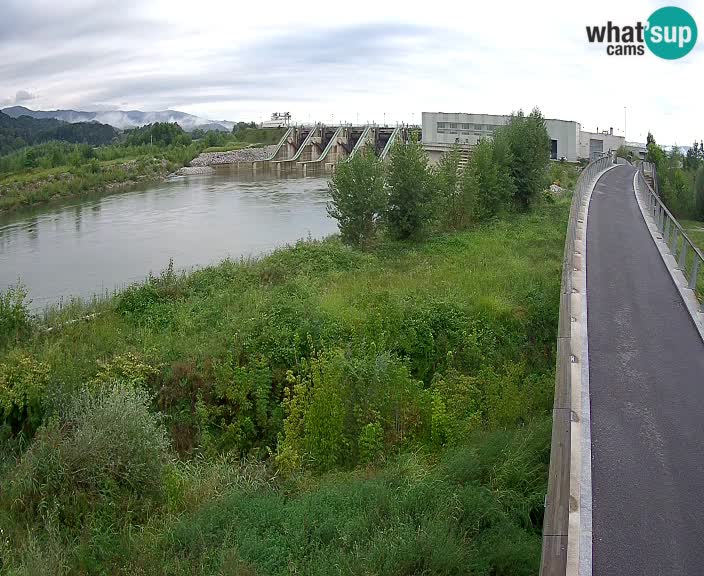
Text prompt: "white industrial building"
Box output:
[[422, 112, 625, 163]]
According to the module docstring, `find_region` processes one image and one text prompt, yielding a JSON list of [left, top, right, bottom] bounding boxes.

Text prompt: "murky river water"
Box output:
[[0, 168, 336, 309]]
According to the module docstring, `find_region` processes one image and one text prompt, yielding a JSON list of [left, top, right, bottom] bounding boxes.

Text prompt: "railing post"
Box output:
[[689, 257, 700, 291], [670, 228, 679, 253], [678, 241, 688, 271], [664, 211, 670, 238]]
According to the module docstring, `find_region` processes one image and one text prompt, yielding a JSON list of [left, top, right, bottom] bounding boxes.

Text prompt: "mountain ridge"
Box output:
[[1, 106, 235, 132]]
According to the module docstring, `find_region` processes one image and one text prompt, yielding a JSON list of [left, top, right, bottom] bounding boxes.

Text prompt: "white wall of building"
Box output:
[[578, 130, 625, 159], [545, 119, 581, 162]]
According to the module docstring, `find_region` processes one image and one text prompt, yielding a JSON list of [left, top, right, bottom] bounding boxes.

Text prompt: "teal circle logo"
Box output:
[[645, 6, 698, 59]]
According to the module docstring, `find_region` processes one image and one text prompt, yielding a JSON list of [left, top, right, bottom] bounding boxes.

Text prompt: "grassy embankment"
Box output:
[[0, 127, 286, 213], [0, 194, 569, 575], [680, 220, 704, 301]]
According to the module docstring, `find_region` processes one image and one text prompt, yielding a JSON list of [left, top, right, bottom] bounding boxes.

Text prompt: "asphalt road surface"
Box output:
[[587, 164, 704, 575]]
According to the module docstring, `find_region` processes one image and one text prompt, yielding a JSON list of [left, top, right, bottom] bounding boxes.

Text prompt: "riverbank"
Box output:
[[0, 195, 569, 574], [0, 124, 287, 213], [0, 157, 175, 213]]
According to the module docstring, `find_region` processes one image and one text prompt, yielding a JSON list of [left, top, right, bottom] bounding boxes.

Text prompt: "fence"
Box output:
[[637, 162, 703, 306], [540, 152, 615, 576]]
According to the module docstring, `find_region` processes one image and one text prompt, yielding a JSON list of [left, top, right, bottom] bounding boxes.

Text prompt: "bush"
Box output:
[[386, 137, 434, 239], [0, 283, 32, 350], [501, 108, 551, 210], [327, 150, 387, 247], [0, 352, 50, 437], [7, 382, 171, 526], [430, 370, 482, 446], [277, 348, 427, 472], [358, 421, 384, 463], [197, 353, 275, 456]]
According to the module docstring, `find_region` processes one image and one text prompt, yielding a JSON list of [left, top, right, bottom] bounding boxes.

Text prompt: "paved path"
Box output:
[[587, 165, 704, 575]]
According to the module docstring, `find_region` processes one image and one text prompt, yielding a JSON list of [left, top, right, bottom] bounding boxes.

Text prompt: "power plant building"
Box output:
[[422, 112, 624, 163]]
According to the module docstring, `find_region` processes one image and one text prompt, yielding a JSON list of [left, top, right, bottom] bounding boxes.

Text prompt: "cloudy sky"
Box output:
[[1, 0, 702, 145]]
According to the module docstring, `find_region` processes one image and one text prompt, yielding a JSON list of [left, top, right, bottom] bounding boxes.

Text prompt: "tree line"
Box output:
[[328, 108, 552, 248], [645, 132, 704, 220], [0, 111, 118, 156]]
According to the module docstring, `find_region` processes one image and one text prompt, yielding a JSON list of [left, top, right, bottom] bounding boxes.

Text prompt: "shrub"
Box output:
[[386, 137, 434, 239], [327, 149, 387, 248], [358, 421, 384, 464], [430, 370, 482, 446], [0, 352, 50, 437], [277, 348, 427, 472], [198, 353, 275, 456], [88, 351, 159, 389], [7, 382, 171, 526], [0, 283, 32, 350]]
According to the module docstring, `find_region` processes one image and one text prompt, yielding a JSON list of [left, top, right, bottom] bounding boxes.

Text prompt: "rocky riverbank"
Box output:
[[176, 166, 216, 176], [189, 145, 278, 167]]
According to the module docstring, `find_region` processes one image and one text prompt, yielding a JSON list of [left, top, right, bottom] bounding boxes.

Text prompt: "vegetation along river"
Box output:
[[0, 169, 336, 309]]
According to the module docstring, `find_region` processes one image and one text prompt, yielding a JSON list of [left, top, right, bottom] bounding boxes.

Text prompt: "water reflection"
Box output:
[[0, 169, 335, 308]]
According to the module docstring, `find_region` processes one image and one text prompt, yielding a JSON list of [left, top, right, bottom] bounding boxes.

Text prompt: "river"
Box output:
[[0, 168, 336, 309]]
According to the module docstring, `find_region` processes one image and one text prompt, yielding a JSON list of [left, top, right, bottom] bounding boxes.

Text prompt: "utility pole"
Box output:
[[624, 106, 627, 140]]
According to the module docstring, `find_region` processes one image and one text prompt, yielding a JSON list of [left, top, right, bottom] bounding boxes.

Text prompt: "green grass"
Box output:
[[547, 161, 580, 191], [681, 219, 704, 251], [680, 219, 704, 301], [0, 197, 570, 575]]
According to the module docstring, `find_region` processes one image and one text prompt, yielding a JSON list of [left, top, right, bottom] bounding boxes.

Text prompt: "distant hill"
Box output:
[[0, 111, 118, 156], [2, 106, 234, 132]]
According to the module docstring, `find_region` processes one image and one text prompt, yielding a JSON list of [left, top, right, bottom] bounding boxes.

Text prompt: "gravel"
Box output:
[[189, 145, 279, 166], [176, 166, 216, 175]]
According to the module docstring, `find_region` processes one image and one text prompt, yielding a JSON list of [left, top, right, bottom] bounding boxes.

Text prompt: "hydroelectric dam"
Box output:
[[251, 124, 419, 173]]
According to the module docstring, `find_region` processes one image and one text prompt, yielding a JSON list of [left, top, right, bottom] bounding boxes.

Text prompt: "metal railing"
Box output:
[[637, 162, 703, 305], [540, 151, 616, 576]]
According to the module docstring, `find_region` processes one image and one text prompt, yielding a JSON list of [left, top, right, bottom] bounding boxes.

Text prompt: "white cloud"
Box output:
[[0, 0, 702, 145], [14, 89, 35, 103]]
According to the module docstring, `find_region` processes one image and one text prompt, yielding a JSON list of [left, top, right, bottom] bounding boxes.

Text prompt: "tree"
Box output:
[[327, 149, 386, 248], [696, 165, 704, 220], [647, 131, 656, 146], [386, 137, 433, 239], [434, 146, 463, 229], [616, 145, 631, 161], [469, 136, 516, 220], [502, 108, 550, 210], [685, 141, 702, 171], [646, 140, 666, 167]]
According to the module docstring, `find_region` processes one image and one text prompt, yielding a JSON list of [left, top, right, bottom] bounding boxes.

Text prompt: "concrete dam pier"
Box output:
[[259, 124, 418, 173]]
